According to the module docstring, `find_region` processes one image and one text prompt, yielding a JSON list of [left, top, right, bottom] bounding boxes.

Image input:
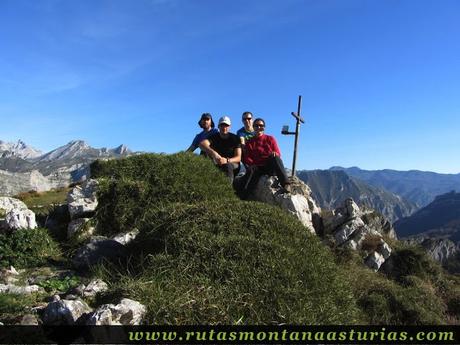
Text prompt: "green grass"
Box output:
[[91, 152, 238, 236], [0, 293, 40, 323], [90, 153, 360, 324], [95, 200, 360, 324], [45, 152, 457, 325], [14, 188, 69, 216]]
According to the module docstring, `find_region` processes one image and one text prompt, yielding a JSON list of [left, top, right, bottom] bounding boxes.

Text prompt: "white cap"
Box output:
[[218, 116, 231, 126]]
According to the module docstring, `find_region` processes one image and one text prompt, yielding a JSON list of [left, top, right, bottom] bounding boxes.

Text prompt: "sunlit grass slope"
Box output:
[[90, 153, 360, 324]]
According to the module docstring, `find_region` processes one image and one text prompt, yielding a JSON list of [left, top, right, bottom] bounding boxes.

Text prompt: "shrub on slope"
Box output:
[[0, 228, 61, 268]]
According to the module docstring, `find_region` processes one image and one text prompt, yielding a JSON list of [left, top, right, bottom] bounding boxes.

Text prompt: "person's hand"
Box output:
[[212, 154, 222, 165], [217, 157, 228, 165]]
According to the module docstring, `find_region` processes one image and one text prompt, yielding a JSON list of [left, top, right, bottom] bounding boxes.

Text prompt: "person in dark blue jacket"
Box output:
[[187, 113, 218, 155]]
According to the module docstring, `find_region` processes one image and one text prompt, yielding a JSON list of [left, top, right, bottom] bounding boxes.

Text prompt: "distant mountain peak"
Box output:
[[0, 139, 42, 159], [112, 144, 131, 155]]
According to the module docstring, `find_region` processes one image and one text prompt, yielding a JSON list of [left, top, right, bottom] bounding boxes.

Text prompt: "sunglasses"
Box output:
[[243, 117, 252, 121], [254, 123, 265, 128]]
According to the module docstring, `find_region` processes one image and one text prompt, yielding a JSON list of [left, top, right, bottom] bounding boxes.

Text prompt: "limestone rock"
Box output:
[[379, 242, 392, 259], [365, 251, 386, 271], [78, 279, 108, 298], [334, 218, 365, 245], [112, 229, 140, 245], [72, 237, 127, 270], [67, 218, 94, 240], [86, 298, 146, 325], [5, 208, 37, 230], [67, 179, 99, 219], [0, 284, 43, 294], [322, 198, 393, 271], [0, 197, 28, 212], [0, 197, 37, 231], [41, 298, 92, 325], [250, 175, 321, 234]]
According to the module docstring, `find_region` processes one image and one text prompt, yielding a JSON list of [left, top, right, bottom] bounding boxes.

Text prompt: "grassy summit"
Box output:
[[90, 153, 360, 324]]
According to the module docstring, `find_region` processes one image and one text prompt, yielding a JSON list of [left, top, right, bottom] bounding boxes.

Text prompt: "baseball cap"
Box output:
[[218, 116, 231, 126]]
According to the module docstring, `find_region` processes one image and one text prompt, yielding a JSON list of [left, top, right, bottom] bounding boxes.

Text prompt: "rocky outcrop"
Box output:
[[41, 296, 92, 325], [67, 179, 99, 220], [0, 283, 43, 294], [0, 196, 37, 231], [71, 279, 109, 298], [250, 175, 321, 234], [404, 237, 459, 264], [322, 198, 393, 271], [86, 298, 146, 325]]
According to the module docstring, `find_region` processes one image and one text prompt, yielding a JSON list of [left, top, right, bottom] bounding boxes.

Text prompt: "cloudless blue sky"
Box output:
[[1, 0, 459, 173]]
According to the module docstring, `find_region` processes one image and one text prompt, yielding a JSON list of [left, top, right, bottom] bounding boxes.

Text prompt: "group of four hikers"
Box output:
[[187, 111, 291, 198]]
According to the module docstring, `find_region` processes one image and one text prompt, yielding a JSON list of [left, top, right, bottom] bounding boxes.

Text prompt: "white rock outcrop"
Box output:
[[0, 197, 37, 231], [0, 283, 42, 294], [323, 198, 393, 271], [5, 208, 37, 230], [41, 297, 93, 325], [73, 279, 109, 298], [251, 175, 321, 234], [112, 229, 140, 245], [86, 298, 146, 325], [67, 179, 99, 219]]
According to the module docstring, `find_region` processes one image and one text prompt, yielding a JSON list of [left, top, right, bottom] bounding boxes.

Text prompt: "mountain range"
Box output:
[[330, 166, 460, 208], [394, 191, 460, 241], [297, 170, 417, 223], [0, 139, 131, 196]]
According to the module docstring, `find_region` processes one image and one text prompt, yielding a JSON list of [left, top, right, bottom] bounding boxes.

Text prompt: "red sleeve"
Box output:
[[269, 136, 281, 157], [243, 141, 255, 165]]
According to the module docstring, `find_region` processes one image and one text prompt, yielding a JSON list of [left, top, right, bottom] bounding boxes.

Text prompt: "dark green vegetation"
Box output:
[[38, 275, 80, 293], [0, 228, 61, 268]]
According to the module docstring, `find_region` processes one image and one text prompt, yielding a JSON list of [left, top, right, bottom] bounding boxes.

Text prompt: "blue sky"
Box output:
[[1, 0, 459, 173]]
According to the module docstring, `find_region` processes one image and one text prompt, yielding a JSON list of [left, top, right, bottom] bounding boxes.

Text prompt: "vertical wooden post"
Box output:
[[291, 95, 302, 177]]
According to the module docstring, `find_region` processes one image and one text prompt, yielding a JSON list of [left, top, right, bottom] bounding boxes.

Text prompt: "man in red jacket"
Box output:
[[241, 118, 291, 198]]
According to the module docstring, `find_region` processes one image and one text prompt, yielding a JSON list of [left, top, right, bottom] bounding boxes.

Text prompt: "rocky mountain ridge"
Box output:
[[395, 191, 460, 266], [297, 169, 417, 223], [0, 140, 42, 159], [331, 166, 460, 208], [0, 139, 132, 196]]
